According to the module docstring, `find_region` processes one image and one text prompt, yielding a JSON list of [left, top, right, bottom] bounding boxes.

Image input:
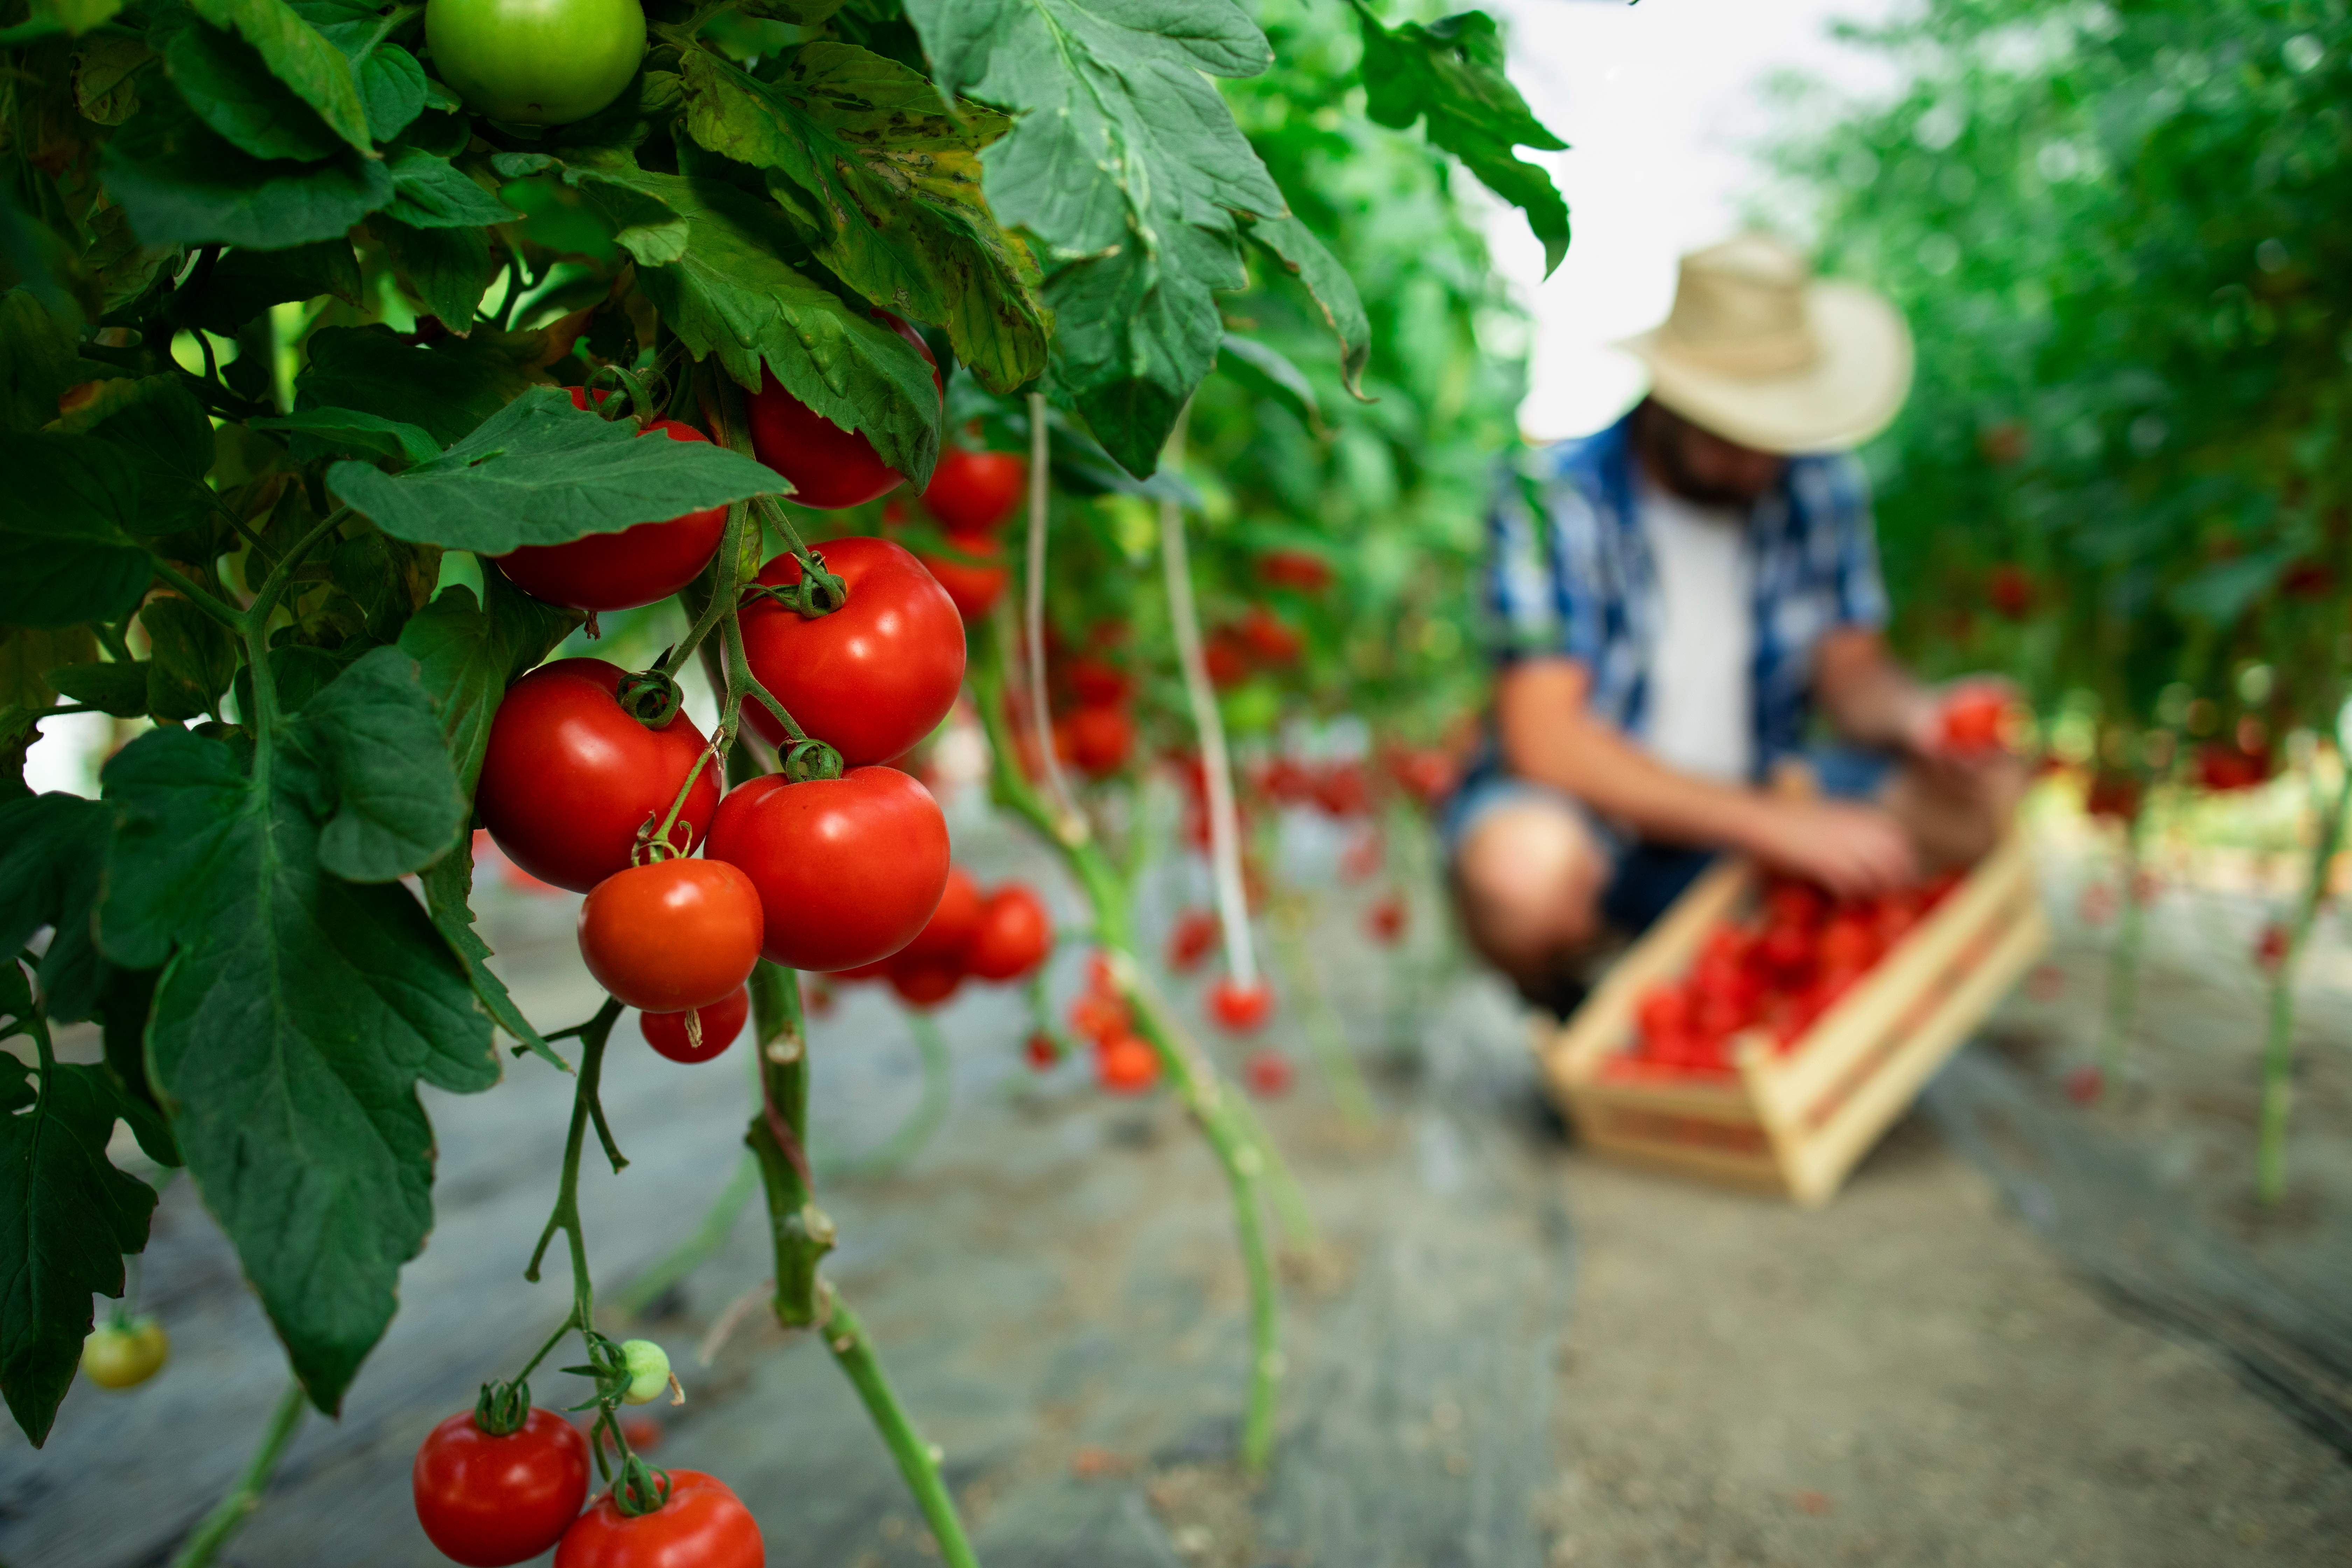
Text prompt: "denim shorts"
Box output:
[[1439, 744, 1895, 937]]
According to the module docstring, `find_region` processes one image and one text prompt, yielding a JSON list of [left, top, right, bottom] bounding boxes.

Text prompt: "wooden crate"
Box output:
[[1534, 829, 2049, 1205]]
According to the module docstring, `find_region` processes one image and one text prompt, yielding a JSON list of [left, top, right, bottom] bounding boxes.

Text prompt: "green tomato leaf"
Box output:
[[171, 237, 362, 335], [184, 0, 373, 156], [327, 383, 786, 552], [903, 0, 1285, 475], [1217, 332, 1321, 433], [0, 434, 154, 627], [0, 792, 113, 1023], [293, 645, 469, 880], [156, 14, 347, 163], [381, 146, 518, 229], [419, 839, 567, 1072], [98, 964, 179, 1167], [0, 289, 82, 434], [252, 404, 443, 466], [140, 596, 237, 722], [397, 576, 579, 799], [1242, 213, 1370, 399], [372, 215, 495, 331], [20, 0, 125, 36], [96, 691, 496, 1413], [679, 46, 1048, 395], [295, 323, 543, 447], [1348, 4, 1568, 276], [288, 0, 427, 142], [0, 626, 99, 713], [49, 373, 219, 536], [46, 659, 153, 718], [102, 92, 394, 250], [504, 151, 942, 485], [0, 1056, 157, 1447], [72, 35, 149, 126]]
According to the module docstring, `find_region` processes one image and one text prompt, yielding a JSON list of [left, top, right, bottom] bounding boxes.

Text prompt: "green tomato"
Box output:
[[620, 1338, 671, 1405], [82, 1315, 169, 1391], [1218, 678, 1282, 737], [425, 0, 646, 127]]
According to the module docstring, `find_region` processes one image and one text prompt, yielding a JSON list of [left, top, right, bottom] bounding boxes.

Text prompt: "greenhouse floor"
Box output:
[[8, 838, 2351, 1567]]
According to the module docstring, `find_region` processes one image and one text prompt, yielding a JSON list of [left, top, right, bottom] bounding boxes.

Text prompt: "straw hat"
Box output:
[[1616, 233, 1913, 455]]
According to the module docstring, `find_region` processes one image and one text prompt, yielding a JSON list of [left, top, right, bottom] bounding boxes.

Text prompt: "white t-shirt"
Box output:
[[1639, 478, 1754, 783]]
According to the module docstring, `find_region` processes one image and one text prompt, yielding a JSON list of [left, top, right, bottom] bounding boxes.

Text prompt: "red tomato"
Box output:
[[578, 859, 764, 1013], [1365, 894, 1406, 945], [1311, 764, 1369, 818], [1987, 563, 2035, 620], [554, 1470, 762, 1568], [414, 1406, 589, 1568], [922, 446, 1027, 534], [1167, 909, 1218, 973], [1761, 880, 1826, 930], [1060, 703, 1133, 777], [2085, 771, 2141, 823], [493, 390, 727, 611], [2065, 1063, 2104, 1105], [702, 768, 950, 972], [1066, 657, 1130, 706], [477, 659, 722, 894], [1097, 1035, 1160, 1094], [2256, 922, 2289, 972], [641, 985, 750, 1064], [894, 865, 982, 969], [829, 958, 891, 982], [1024, 1030, 1058, 1070], [1237, 607, 1303, 666], [1817, 915, 1878, 975], [1204, 636, 1251, 689], [886, 958, 962, 1008], [1243, 1049, 1294, 1097], [2195, 742, 2270, 792], [1756, 922, 1813, 978], [965, 884, 1052, 982], [739, 538, 965, 765], [918, 531, 1009, 621], [1938, 688, 2009, 754], [747, 315, 936, 509], [1069, 994, 1129, 1046], [1207, 977, 1273, 1034], [1635, 984, 1689, 1044], [1257, 550, 1332, 592]]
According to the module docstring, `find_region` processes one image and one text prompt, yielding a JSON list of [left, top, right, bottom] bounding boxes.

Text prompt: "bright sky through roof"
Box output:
[[1478, 0, 1901, 442]]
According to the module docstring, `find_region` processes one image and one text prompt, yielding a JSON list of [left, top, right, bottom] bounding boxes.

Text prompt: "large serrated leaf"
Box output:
[[382, 146, 518, 230], [372, 216, 496, 331], [103, 92, 393, 250], [904, 0, 1286, 474], [96, 655, 494, 1413], [679, 46, 1049, 395], [288, 0, 426, 142], [185, 0, 373, 156], [327, 384, 786, 551], [1243, 213, 1370, 400], [397, 575, 578, 798], [157, 14, 346, 163], [0, 792, 113, 1023]]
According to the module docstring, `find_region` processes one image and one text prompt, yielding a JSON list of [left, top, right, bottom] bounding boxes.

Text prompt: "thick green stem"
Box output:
[[742, 962, 979, 1561], [821, 1295, 979, 1568], [2256, 765, 2352, 1204], [168, 1379, 306, 1568], [525, 1000, 627, 1337]]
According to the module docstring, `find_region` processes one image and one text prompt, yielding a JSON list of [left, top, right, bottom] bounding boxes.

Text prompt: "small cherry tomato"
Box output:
[[964, 883, 1051, 982], [1242, 1049, 1294, 1098], [917, 531, 1010, 621], [1938, 687, 2010, 754], [895, 865, 982, 969], [1167, 910, 1218, 973], [414, 1405, 590, 1567], [2065, 1063, 2104, 1106], [1066, 657, 1129, 706], [2256, 922, 2290, 972], [704, 768, 950, 972], [641, 985, 750, 1064], [554, 1470, 762, 1568], [1365, 894, 1406, 945], [620, 1340, 672, 1405], [1068, 994, 1128, 1046], [1024, 1031, 1058, 1070], [425, 0, 645, 127], [578, 859, 763, 1013], [1097, 1035, 1159, 1094], [1237, 607, 1303, 666], [1204, 636, 1251, 689], [477, 659, 722, 893], [1257, 549, 1332, 592], [80, 1315, 168, 1390], [1634, 984, 1689, 1046], [739, 537, 966, 765], [886, 959, 962, 1008], [1207, 977, 1273, 1035], [747, 315, 937, 509], [1059, 703, 1133, 777], [493, 392, 728, 612], [922, 446, 1027, 534]]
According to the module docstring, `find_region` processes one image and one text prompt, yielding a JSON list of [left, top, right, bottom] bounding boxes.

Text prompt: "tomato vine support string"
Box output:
[[2255, 761, 2352, 1204], [166, 1379, 307, 1568], [1023, 391, 1083, 835], [969, 626, 1290, 1474]]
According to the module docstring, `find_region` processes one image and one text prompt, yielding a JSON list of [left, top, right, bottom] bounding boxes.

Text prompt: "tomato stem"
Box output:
[[525, 999, 626, 1332], [2256, 762, 2350, 1204], [817, 1293, 981, 1568], [166, 1378, 306, 1568]]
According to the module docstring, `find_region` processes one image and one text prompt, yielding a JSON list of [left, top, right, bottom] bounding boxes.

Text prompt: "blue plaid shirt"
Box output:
[[1485, 411, 1889, 778]]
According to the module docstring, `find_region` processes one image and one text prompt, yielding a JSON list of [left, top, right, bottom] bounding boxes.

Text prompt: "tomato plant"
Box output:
[[921, 447, 1028, 536], [964, 884, 1052, 982], [79, 1316, 169, 1391], [413, 1404, 590, 1568]]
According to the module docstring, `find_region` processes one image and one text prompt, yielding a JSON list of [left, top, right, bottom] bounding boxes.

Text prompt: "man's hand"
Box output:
[[1740, 797, 1919, 898]]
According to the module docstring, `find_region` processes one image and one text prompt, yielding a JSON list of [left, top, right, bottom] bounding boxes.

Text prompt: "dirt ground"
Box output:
[[5, 813, 2350, 1566]]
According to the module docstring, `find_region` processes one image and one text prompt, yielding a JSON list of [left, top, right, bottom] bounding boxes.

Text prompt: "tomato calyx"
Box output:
[[473, 1375, 536, 1437], [615, 666, 684, 729], [783, 737, 846, 783], [742, 548, 850, 619], [607, 1452, 676, 1519]]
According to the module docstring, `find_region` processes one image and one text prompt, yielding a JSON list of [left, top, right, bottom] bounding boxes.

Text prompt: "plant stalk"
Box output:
[[2256, 763, 2352, 1204], [168, 1379, 306, 1568]]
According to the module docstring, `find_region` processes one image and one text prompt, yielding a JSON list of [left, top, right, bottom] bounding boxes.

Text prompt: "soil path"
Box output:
[[5, 839, 2348, 1566]]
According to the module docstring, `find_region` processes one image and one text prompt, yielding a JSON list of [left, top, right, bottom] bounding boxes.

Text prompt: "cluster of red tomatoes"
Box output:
[[830, 865, 1052, 1006], [1617, 874, 1961, 1078], [1205, 607, 1306, 686], [1063, 954, 1162, 1094]]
